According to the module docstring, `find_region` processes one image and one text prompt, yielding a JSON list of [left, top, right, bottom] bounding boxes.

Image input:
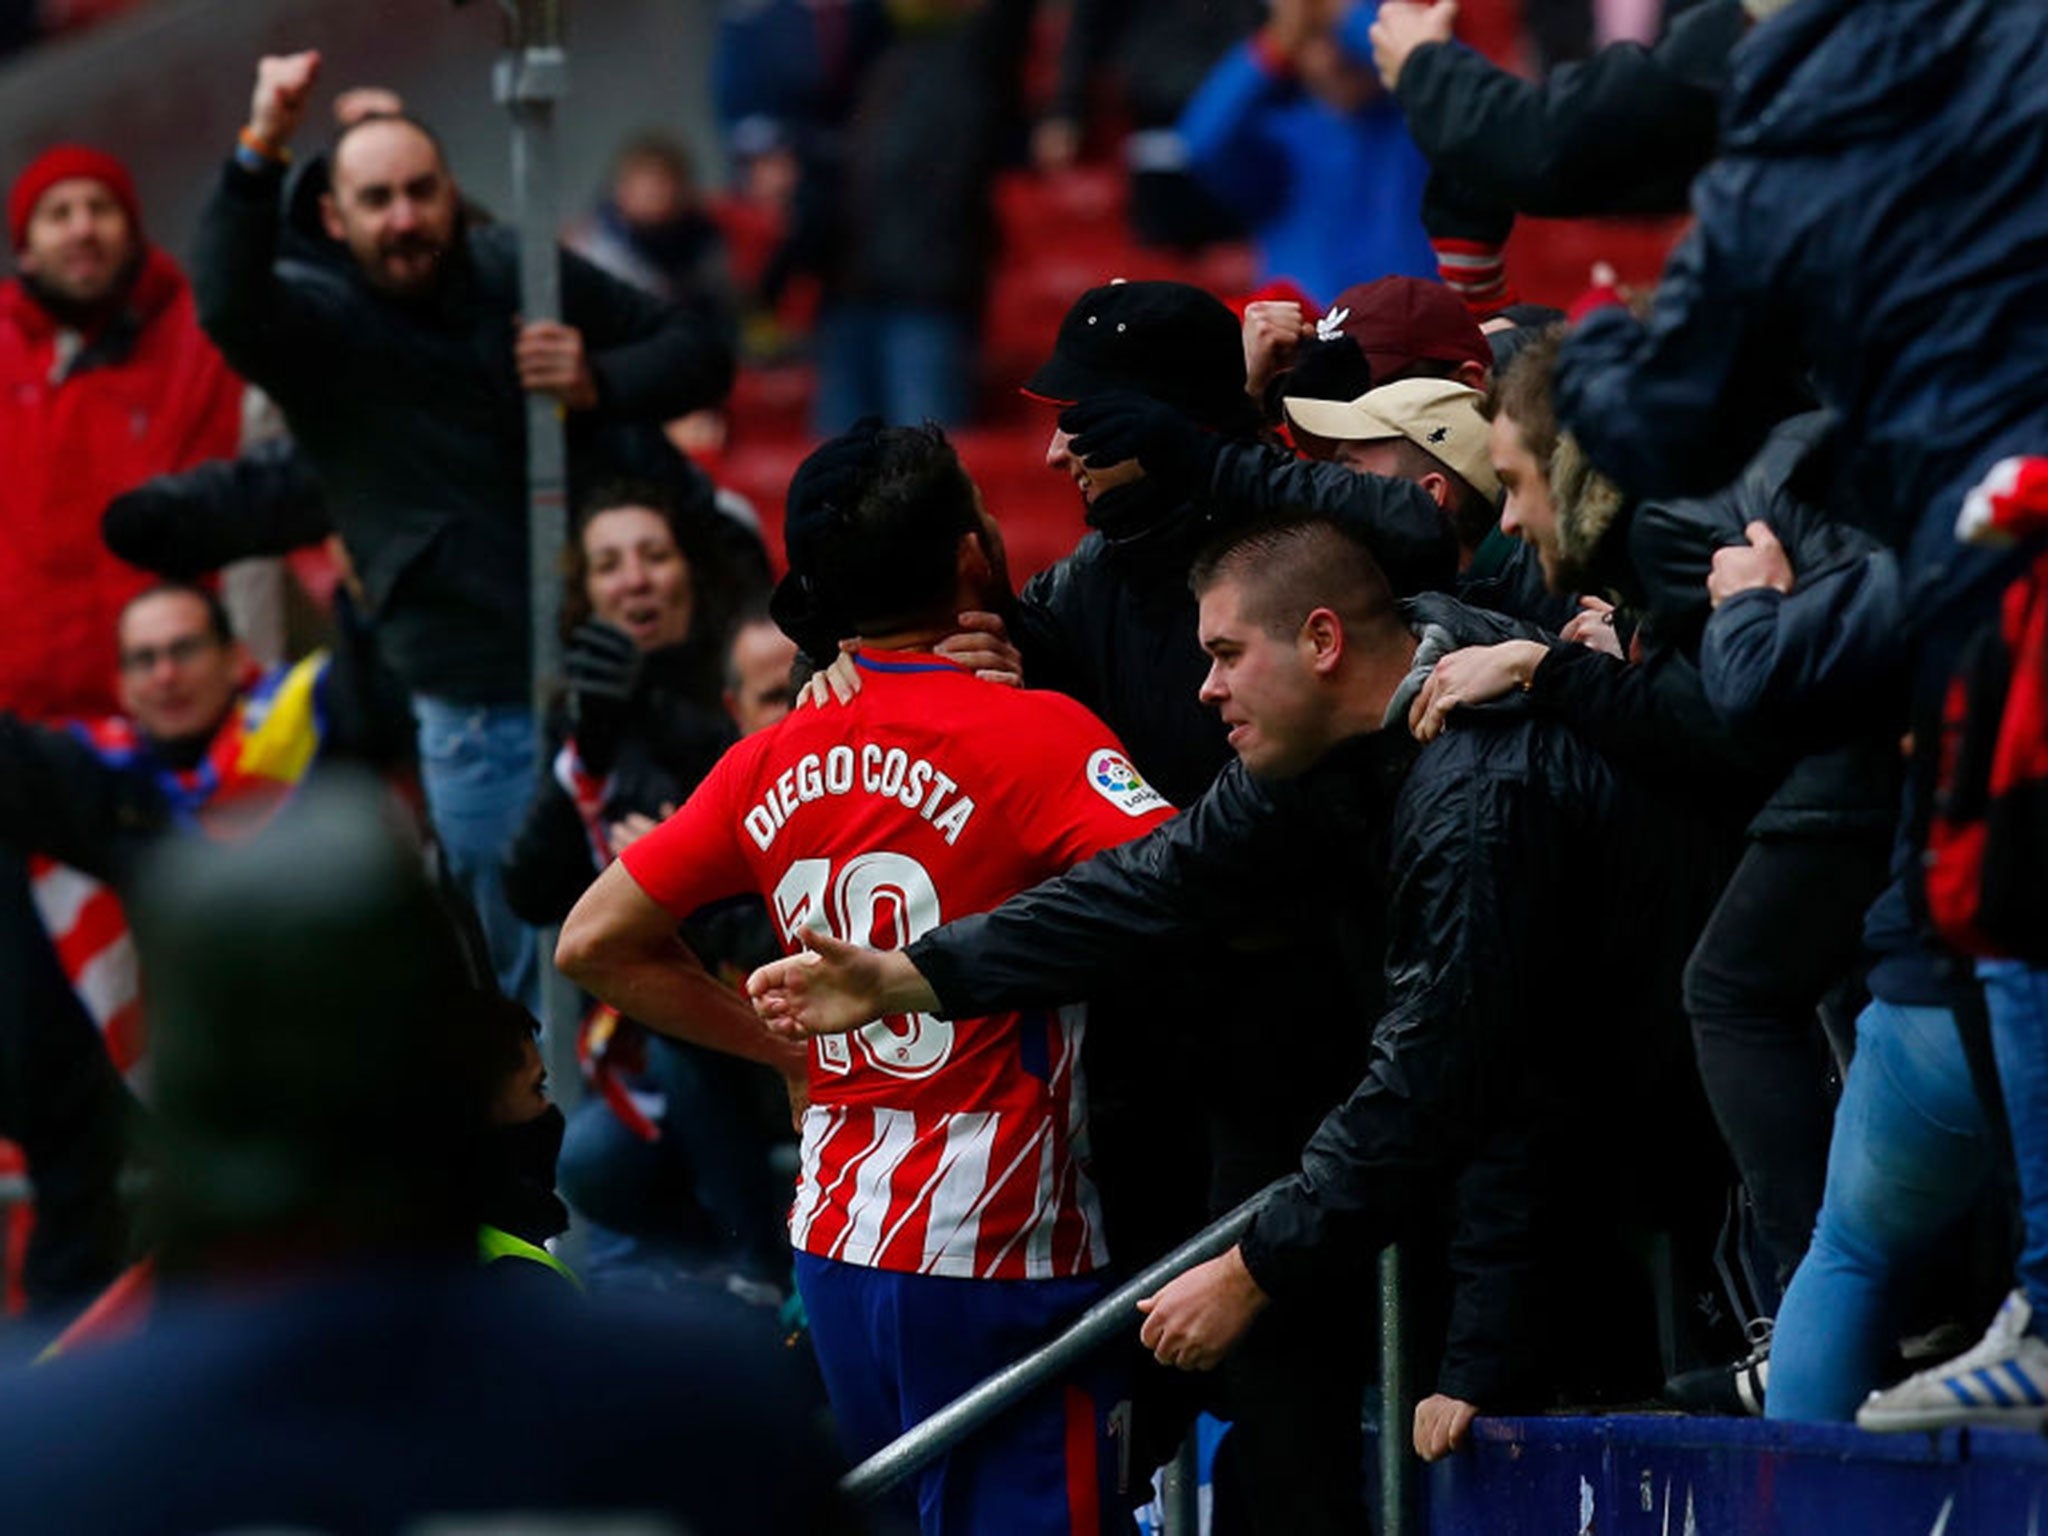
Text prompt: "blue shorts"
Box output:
[[795, 1252, 1130, 1534]]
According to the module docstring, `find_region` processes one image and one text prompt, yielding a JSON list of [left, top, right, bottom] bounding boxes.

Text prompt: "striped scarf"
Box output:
[[29, 653, 331, 1092]]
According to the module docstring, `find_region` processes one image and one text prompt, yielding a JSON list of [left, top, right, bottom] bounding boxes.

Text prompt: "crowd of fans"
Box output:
[[0, 0, 2042, 1530]]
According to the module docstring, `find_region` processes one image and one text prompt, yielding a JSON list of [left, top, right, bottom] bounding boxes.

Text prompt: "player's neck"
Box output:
[[855, 626, 952, 655]]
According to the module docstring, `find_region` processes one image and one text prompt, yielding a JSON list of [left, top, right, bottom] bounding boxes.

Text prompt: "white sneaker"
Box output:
[[1856, 1291, 2048, 1432]]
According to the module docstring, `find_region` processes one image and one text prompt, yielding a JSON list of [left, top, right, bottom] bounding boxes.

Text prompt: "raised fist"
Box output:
[[1370, 1, 1458, 91], [1242, 301, 1310, 400], [250, 51, 323, 149]]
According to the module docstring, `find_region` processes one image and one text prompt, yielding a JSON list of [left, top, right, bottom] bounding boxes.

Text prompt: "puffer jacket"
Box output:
[[1554, 0, 2048, 644], [0, 249, 245, 721], [915, 593, 1722, 1408], [1177, 6, 1437, 303]]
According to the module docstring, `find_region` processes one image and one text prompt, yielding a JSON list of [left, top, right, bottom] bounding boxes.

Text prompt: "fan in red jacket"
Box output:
[[0, 145, 245, 722]]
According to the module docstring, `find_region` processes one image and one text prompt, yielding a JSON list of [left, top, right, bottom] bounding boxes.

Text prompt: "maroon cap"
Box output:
[[1314, 276, 1490, 385]]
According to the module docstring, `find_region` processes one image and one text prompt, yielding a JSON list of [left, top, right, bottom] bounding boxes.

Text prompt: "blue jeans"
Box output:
[[1983, 960, 2048, 1320], [813, 304, 975, 433], [1768, 1000, 1996, 1421], [412, 696, 539, 1011]]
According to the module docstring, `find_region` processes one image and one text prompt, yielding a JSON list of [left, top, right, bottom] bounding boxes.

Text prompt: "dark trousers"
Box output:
[[0, 851, 132, 1311], [1682, 833, 1893, 1289]]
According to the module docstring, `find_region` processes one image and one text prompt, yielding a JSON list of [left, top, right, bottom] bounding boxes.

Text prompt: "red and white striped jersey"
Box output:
[[622, 651, 1174, 1280], [28, 857, 144, 1088]]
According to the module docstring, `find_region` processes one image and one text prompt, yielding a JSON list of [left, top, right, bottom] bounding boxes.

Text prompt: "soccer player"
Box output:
[[558, 421, 1174, 1534]]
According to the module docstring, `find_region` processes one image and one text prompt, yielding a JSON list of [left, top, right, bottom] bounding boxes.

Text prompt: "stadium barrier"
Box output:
[[840, 1180, 1421, 1535], [1393, 1412, 2048, 1534]]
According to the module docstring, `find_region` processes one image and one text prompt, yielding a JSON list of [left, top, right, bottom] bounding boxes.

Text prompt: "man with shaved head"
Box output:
[[194, 52, 736, 1006]]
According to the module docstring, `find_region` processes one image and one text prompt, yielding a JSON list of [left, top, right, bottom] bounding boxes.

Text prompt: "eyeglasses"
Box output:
[[118, 634, 219, 674]]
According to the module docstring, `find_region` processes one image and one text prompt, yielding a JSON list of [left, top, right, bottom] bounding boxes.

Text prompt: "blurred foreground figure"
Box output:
[[0, 778, 855, 1536]]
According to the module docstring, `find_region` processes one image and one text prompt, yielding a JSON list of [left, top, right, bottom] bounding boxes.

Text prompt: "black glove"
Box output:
[[565, 620, 643, 777], [1059, 391, 1223, 504]]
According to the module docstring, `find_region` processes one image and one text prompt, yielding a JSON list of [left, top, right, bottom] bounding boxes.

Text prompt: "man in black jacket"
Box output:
[[193, 51, 736, 1008], [1017, 281, 1458, 1531], [753, 513, 1710, 1464]]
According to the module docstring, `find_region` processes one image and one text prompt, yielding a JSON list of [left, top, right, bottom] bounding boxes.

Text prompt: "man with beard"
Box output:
[[0, 145, 245, 725], [194, 51, 736, 1008]]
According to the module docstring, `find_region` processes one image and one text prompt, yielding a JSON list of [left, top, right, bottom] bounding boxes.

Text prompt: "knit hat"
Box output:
[[9, 145, 141, 251]]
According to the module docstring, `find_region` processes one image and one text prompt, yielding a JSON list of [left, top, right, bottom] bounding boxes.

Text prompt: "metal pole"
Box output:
[[492, 2, 584, 1246], [494, 35, 571, 894], [1379, 1243, 1413, 1536], [1159, 1432, 1202, 1536], [841, 1182, 1281, 1505]]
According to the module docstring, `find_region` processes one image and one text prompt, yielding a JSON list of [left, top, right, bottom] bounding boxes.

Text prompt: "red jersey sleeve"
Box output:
[[1002, 692, 1177, 870], [618, 742, 757, 918]]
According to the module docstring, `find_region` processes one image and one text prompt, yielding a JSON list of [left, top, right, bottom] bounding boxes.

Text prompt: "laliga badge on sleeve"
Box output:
[[1088, 750, 1168, 816]]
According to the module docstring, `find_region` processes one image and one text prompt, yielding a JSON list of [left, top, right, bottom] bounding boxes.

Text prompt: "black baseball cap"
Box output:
[[1025, 280, 1256, 434]]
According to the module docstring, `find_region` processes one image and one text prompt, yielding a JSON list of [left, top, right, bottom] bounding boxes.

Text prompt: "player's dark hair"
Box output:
[[811, 424, 985, 637]]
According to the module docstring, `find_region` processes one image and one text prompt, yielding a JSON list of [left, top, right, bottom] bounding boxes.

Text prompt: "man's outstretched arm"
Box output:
[[749, 760, 1304, 1035]]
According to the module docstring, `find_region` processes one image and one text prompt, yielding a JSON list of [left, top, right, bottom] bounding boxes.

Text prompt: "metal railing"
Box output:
[[840, 1183, 1417, 1536]]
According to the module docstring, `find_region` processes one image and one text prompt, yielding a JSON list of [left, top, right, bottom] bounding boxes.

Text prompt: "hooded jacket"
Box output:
[[193, 158, 736, 704], [1177, 8, 1437, 304], [0, 248, 245, 721], [1553, 0, 2048, 642], [912, 594, 1722, 1407]]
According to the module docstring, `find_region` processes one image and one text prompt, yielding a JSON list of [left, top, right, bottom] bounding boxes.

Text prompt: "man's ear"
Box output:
[[319, 192, 346, 244], [956, 529, 988, 584], [1419, 470, 1452, 511], [1301, 607, 1346, 674], [1454, 360, 1491, 392]]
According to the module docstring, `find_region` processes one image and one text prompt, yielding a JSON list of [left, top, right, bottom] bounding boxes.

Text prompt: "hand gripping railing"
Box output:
[[838, 1182, 1417, 1536]]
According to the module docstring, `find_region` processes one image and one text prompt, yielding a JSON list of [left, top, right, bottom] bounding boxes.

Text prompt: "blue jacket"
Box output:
[[1178, 2, 1436, 306], [1554, 0, 2048, 635]]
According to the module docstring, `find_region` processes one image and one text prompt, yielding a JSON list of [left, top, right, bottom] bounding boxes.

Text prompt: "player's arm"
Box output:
[[559, 858, 807, 1078]]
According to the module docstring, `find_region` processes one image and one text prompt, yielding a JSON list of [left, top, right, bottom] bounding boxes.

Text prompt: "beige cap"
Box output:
[[1284, 378, 1501, 505]]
